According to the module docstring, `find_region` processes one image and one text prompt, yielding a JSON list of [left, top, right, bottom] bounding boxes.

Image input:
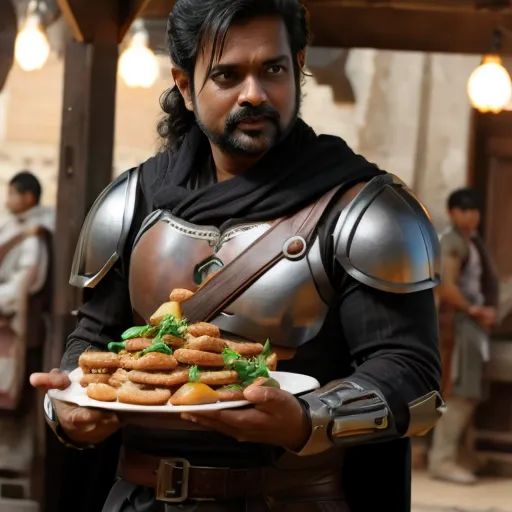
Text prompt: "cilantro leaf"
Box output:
[[108, 341, 126, 354], [142, 342, 173, 356], [262, 339, 271, 357], [189, 365, 200, 382], [222, 347, 241, 365]]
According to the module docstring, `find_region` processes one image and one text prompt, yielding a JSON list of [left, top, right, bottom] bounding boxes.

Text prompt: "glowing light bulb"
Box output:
[[15, 13, 50, 72], [119, 25, 159, 89], [467, 55, 512, 114]]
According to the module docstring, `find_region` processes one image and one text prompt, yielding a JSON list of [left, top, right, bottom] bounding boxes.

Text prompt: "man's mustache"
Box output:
[[226, 105, 280, 131]]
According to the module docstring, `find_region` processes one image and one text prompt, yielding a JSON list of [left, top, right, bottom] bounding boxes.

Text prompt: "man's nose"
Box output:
[[237, 76, 267, 107]]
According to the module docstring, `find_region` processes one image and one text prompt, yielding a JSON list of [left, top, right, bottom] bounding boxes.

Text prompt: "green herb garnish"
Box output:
[[142, 342, 173, 356], [121, 325, 158, 341], [153, 315, 189, 344], [222, 347, 241, 365], [223, 348, 270, 386], [121, 315, 188, 343], [108, 341, 126, 354], [189, 365, 200, 382], [262, 339, 271, 358]]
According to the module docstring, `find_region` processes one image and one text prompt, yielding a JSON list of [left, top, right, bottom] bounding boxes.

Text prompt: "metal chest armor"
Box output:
[[69, 168, 440, 351], [128, 212, 331, 348]]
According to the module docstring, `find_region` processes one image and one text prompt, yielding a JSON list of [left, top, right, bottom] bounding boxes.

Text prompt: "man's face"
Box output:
[[185, 16, 299, 156], [450, 207, 481, 233], [6, 185, 33, 215]]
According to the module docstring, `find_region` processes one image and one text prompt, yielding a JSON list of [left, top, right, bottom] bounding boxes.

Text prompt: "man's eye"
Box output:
[[213, 72, 233, 81], [268, 65, 284, 74]]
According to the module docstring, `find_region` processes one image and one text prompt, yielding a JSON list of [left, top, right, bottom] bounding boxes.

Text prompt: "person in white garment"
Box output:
[[0, 171, 54, 475], [0, 171, 54, 330]]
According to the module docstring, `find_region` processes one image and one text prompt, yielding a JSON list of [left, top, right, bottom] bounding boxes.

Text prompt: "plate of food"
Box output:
[[49, 292, 320, 413]]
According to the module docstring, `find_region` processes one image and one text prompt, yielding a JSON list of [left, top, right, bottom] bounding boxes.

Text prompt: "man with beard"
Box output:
[[31, 1, 444, 511]]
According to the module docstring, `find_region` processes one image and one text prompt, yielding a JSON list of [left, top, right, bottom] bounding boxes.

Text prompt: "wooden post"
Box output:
[[51, 34, 119, 369], [45, 30, 121, 512]]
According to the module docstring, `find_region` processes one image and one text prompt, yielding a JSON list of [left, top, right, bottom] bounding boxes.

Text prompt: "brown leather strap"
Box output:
[[120, 449, 265, 500], [180, 186, 342, 324], [118, 448, 345, 502]]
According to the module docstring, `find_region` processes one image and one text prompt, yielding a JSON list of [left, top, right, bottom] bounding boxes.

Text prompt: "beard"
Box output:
[[193, 93, 301, 156]]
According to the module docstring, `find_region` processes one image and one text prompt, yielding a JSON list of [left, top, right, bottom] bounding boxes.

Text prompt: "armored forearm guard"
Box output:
[[296, 380, 444, 457]]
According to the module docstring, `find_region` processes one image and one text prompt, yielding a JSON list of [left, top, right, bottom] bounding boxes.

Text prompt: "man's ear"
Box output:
[[172, 67, 194, 111], [297, 51, 306, 70]]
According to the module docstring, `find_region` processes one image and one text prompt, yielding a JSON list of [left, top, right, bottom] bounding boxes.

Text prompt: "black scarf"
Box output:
[[151, 118, 385, 229]]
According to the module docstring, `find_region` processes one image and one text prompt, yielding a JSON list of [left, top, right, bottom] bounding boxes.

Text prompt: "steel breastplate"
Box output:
[[129, 211, 331, 348]]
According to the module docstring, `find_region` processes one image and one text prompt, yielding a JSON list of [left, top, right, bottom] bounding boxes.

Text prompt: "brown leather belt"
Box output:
[[119, 447, 345, 504]]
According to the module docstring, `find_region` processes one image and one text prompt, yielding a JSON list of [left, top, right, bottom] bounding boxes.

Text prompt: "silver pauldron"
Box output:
[[69, 166, 140, 289], [296, 381, 445, 457], [333, 173, 441, 294]]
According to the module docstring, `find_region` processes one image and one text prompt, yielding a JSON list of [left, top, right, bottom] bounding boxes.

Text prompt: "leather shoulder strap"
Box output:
[[180, 185, 343, 324]]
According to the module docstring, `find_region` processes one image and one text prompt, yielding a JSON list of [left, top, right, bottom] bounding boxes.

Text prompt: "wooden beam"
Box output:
[[139, 0, 512, 54], [306, 4, 512, 54], [0, 0, 17, 92], [119, 0, 154, 42], [56, 0, 152, 44]]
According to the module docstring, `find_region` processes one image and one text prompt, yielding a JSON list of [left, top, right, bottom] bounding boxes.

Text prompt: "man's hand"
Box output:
[[30, 369, 121, 445], [180, 385, 311, 452], [469, 306, 497, 330]]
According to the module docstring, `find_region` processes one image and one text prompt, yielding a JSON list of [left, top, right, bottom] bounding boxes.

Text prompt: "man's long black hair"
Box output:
[[157, 0, 311, 152]]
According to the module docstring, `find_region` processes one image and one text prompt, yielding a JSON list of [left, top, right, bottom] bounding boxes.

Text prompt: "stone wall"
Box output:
[[0, 48, 480, 229]]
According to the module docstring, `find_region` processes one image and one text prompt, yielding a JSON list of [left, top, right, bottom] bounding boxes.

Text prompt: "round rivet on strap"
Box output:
[[283, 236, 307, 260]]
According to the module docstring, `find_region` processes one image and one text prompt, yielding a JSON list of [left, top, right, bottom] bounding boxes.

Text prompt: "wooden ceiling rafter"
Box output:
[[56, 0, 153, 44]]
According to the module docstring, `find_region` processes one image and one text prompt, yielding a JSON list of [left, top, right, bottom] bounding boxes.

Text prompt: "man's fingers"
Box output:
[[68, 407, 118, 427], [30, 371, 71, 391], [243, 385, 287, 405]]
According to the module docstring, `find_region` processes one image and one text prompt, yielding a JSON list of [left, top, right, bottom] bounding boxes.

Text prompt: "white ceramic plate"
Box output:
[[48, 368, 320, 413]]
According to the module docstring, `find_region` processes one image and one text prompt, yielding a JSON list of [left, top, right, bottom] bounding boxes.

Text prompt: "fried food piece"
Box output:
[[79, 351, 120, 370], [174, 349, 225, 367], [169, 382, 219, 406], [224, 341, 264, 357], [199, 370, 238, 386], [169, 289, 194, 303], [108, 369, 129, 388], [162, 335, 186, 349], [120, 354, 138, 370], [216, 386, 245, 402], [118, 383, 171, 406], [125, 338, 152, 351], [128, 368, 190, 387], [133, 352, 178, 371], [266, 353, 278, 372], [150, 301, 182, 325], [185, 336, 225, 354], [86, 383, 118, 402], [80, 374, 111, 387], [187, 323, 221, 338]]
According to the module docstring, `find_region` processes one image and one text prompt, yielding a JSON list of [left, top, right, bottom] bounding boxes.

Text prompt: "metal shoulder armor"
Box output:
[[69, 166, 140, 289], [333, 173, 441, 294]]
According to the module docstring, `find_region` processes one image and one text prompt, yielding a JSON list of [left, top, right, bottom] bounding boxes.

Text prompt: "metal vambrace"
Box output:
[[295, 380, 444, 457]]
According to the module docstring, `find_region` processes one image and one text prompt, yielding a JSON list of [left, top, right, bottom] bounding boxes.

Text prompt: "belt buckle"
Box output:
[[156, 458, 190, 503]]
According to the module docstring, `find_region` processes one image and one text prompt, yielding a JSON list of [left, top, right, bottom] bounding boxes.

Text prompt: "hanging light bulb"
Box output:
[[14, 0, 50, 72], [119, 20, 159, 89], [467, 54, 512, 113]]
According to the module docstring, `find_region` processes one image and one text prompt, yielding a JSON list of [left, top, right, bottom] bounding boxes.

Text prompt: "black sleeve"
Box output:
[[339, 277, 442, 436], [60, 264, 134, 372]]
